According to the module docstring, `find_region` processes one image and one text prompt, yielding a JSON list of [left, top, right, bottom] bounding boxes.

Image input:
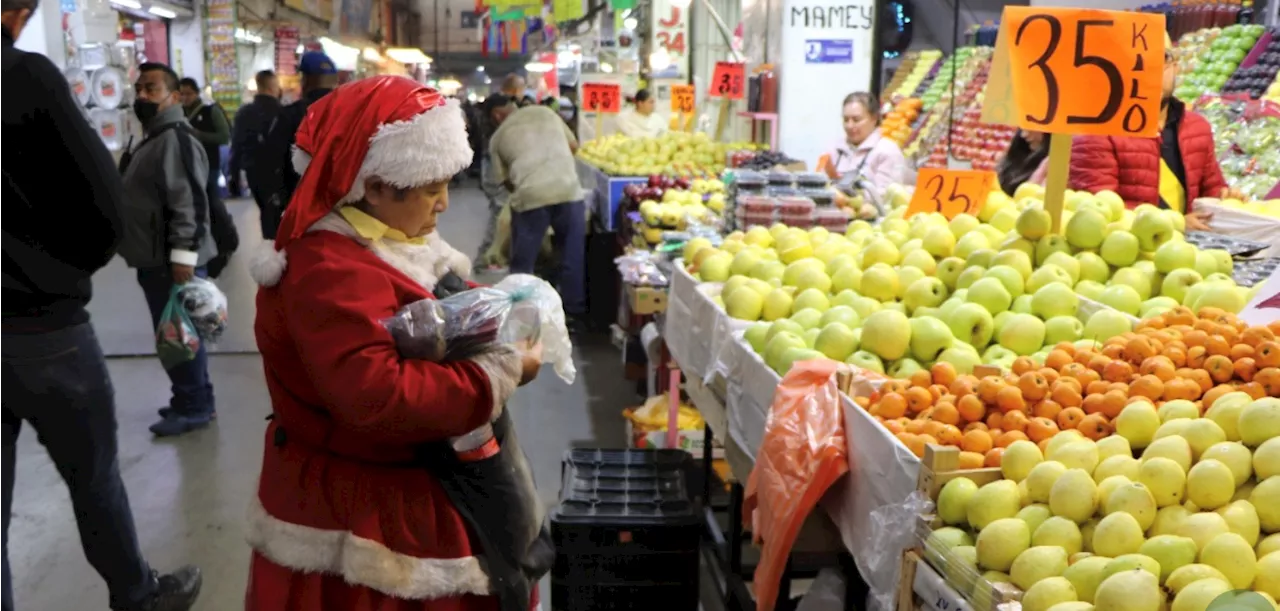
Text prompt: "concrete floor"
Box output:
[[4, 187, 647, 610]]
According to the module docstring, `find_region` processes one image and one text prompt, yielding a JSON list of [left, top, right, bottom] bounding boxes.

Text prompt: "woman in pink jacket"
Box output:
[[823, 92, 910, 209]]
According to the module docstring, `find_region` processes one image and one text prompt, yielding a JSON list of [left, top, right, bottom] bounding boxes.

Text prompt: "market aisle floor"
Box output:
[[5, 186, 648, 610]]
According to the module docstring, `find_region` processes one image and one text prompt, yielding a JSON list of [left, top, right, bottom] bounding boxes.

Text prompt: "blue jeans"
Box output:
[[509, 201, 586, 315], [136, 267, 215, 415], [2, 323, 155, 610]]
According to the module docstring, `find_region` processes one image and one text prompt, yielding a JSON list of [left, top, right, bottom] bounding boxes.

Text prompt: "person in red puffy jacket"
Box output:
[[1069, 36, 1244, 231]]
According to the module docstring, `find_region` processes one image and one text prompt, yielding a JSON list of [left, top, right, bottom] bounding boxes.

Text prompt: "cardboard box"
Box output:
[[627, 285, 668, 315]]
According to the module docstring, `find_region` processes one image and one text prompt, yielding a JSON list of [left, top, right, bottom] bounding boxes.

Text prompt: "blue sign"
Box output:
[[804, 39, 853, 64]]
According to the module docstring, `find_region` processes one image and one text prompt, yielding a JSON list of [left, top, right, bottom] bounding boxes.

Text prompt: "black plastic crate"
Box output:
[[551, 449, 701, 611]]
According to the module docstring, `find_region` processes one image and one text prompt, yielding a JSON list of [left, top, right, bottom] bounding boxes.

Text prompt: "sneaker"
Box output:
[[149, 413, 213, 437], [157, 407, 217, 420], [115, 567, 202, 611]]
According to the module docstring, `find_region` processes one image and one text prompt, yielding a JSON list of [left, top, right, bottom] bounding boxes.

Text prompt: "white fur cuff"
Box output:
[[470, 345, 523, 420], [249, 243, 289, 287]]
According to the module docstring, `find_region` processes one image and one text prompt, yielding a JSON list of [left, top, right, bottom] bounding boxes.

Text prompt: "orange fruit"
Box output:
[[878, 393, 907, 419], [984, 447, 1005, 467], [1027, 417, 1060, 442], [1254, 367, 1280, 397], [1050, 382, 1083, 408], [905, 387, 933, 414], [1256, 341, 1280, 368], [964, 422, 989, 432], [1045, 349, 1073, 370], [932, 403, 961, 426], [931, 362, 959, 387], [1201, 384, 1239, 411], [1057, 406, 1085, 430], [1018, 371, 1049, 402], [1235, 357, 1258, 383], [995, 430, 1029, 447], [997, 386, 1027, 413], [1002, 410, 1029, 433], [1012, 357, 1037, 375], [961, 429, 994, 454], [909, 369, 934, 388], [957, 394, 986, 423], [1032, 399, 1063, 422], [1077, 413, 1113, 440], [1103, 359, 1134, 383], [937, 424, 963, 446], [1100, 389, 1128, 419], [1130, 375, 1165, 401], [978, 378, 1006, 405], [958, 451, 985, 470]]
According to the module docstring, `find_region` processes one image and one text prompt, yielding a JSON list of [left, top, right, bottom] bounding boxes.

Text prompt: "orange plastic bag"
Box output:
[[743, 359, 850, 611]]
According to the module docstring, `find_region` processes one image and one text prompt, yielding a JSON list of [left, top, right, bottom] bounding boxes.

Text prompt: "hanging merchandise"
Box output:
[[204, 0, 241, 113]]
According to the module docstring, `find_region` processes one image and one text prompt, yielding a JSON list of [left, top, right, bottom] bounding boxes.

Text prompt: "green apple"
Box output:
[[744, 322, 771, 354], [1160, 269, 1203, 304], [861, 309, 912, 361], [1044, 252, 1082, 284], [832, 289, 860, 308], [1096, 190, 1126, 220], [830, 265, 863, 293], [775, 346, 824, 375], [763, 331, 807, 370], [1140, 297, 1180, 317], [947, 302, 996, 348], [861, 263, 900, 302], [993, 310, 1016, 337], [791, 267, 832, 294], [900, 238, 924, 256], [888, 357, 925, 379], [761, 288, 794, 321], [781, 259, 824, 286], [904, 318, 949, 361], [954, 232, 990, 260], [1131, 209, 1176, 252], [850, 296, 882, 319], [1036, 235, 1073, 267], [985, 265, 1027, 299], [981, 191, 1014, 222], [746, 278, 775, 297], [1083, 309, 1133, 344], [791, 307, 825, 330], [993, 249, 1034, 280], [820, 305, 860, 328], [814, 322, 859, 361], [949, 213, 981, 238], [1027, 265, 1074, 293], [983, 344, 1019, 369], [1188, 283, 1246, 313], [1045, 316, 1085, 345], [937, 257, 966, 290], [1079, 199, 1115, 223], [1012, 294, 1034, 314], [904, 277, 949, 313], [846, 350, 884, 374], [1099, 284, 1143, 315], [901, 249, 937, 275], [792, 288, 831, 314], [957, 266, 988, 290], [861, 237, 900, 268], [729, 249, 764, 277], [922, 226, 956, 259], [722, 276, 752, 302], [1205, 249, 1233, 275], [967, 249, 996, 270], [1075, 280, 1107, 301], [1000, 234, 1037, 259], [1032, 282, 1081, 320], [896, 267, 927, 299], [1076, 252, 1111, 284], [1017, 206, 1053, 240], [803, 328, 820, 347], [1154, 240, 1198, 274], [1111, 267, 1154, 300], [988, 206, 1019, 233], [998, 313, 1047, 356], [1101, 231, 1141, 267], [1065, 208, 1108, 250], [937, 345, 983, 374], [725, 286, 766, 320], [700, 252, 734, 281], [968, 277, 1014, 316], [1193, 251, 1219, 278]]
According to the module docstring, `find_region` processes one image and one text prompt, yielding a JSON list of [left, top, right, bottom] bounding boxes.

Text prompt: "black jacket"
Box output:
[[229, 93, 282, 184], [259, 88, 332, 204], [2, 30, 124, 331]]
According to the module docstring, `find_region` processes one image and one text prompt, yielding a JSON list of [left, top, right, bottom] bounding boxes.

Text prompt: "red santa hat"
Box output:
[[249, 76, 472, 287]]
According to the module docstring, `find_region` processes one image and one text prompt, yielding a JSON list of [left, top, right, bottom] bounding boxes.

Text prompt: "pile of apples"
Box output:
[[685, 182, 1258, 379], [883, 50, 944, 101], [637, 179, 727, 243], [577, 131, 756, 177], [924, 382, 1280, 611], [1175, 24, 1267, 102]]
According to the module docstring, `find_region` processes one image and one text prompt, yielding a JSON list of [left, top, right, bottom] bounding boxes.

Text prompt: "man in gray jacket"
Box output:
[[119, 62, 217, 437]]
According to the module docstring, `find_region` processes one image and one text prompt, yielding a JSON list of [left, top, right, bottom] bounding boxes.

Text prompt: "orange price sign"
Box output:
[[709, 62, 746, 100], [906, 169, 996, 219], [1002, 6, 1165, 138], [670, 84, 695, 114], [581, 83, 622, 114]]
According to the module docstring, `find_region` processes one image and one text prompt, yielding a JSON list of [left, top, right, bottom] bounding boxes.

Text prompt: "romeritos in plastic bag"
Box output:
[[176, 277, 229, 342]]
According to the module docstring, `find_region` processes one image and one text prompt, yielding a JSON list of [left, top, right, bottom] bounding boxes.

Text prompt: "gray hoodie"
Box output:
[[118, 104, 218, 269]]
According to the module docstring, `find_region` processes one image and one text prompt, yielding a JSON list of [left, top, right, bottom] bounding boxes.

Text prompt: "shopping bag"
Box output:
[[155, 285, 201, 370]]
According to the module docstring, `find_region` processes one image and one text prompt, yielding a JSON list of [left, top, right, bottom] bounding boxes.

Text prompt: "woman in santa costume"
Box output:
[[244, 76, 543, 610]]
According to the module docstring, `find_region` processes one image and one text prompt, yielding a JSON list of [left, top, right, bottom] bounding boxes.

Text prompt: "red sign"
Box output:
[[709, 62, 745, 100], [582, 83, 622, 114]]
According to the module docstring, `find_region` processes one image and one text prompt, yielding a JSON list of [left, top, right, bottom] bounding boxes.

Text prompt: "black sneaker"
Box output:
[[149, 413, 213, 437], [115, 567, 202, 611], [157, 407, 217, 420]]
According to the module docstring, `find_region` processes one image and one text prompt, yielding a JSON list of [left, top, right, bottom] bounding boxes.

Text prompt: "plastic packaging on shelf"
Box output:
[[766, 170, 795, 187], [802, 187, 837, 207], [738, 194, 778, 213], [794, 172, 829, 189], [777, 195, 816, 216], [615, 251, 671, 287], [814, 207, 853, 232], [734, 170, 769, 194]]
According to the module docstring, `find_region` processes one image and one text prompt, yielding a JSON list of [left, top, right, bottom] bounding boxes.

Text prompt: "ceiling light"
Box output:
[[362, 47, 382, 62], [525, 61, 554, 73], [649, 49, 671, 71], [600, 62, 614, 73], [110, 0, 142, 9], [385, 48, 431, 64], [438, 78, 462, 90], [234, 28, 262, 44], [476, 66, 485, 72], [623, 17, 638, 29], [147, 5, 176, 17]]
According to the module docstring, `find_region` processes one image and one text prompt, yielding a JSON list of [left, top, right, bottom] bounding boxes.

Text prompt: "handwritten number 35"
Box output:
[[1015, 16, 1125, 127], [924, 175, 974, 213]]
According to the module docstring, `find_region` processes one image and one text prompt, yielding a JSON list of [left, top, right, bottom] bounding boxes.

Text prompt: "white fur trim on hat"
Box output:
[[249, 243, 289, 287], [339, 99, 473, 205]]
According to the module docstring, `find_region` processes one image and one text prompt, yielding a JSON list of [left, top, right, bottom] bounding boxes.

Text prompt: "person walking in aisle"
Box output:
[[119, 62, 218, 437], [1, 3, 202, 609], [177, 76, 238, 278], [488, 99, 588, 328], [229, 70, 284, 238], [475, 93, 514, 268], [258, 51, 338, 210]]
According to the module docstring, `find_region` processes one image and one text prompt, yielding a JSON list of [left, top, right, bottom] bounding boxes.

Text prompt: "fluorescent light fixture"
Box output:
[[235, 28, 262, 44], [525, 61, 554, 72], [110, 0, 142, 9], [476, 66, 485, 72], [385, 48, 431, 64], [148, 5, 176, 18], [319, 37, 360, 71], [623, 17, 638, 29], [437, 78, 462, 90], [649, 49, 671, 71], [362, 47, 382, 62]]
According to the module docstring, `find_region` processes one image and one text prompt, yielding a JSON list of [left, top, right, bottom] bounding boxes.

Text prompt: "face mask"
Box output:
[[133, 99, 160, 124]]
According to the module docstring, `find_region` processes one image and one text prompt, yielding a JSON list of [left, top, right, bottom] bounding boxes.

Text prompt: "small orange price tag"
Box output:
[[1002, 6, 1165, 137], [670, 84, 695, 114], [709, 62, 745, 100], [582, 83, 622, 114], [906, 169, 996, 219]]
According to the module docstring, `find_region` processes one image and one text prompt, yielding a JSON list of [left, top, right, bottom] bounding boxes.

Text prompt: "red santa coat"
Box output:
[[245, 215, 528, 611]]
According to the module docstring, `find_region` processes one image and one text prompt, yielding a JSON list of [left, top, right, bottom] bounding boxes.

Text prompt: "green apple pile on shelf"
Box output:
[[683, 183, 1256, 378], [577, 131, 757, 177], [885, 49, 944, 101], [1176, 24, 1267, 101], [926, 394, 1280, 611], [636, 180, 726, 243]]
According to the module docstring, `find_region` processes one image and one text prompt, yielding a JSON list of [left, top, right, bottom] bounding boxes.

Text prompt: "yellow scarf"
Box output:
[[1158, 158, 1186, 214], [339, 207, 425, 245]]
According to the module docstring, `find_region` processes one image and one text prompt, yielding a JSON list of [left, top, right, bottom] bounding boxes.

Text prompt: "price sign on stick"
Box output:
[[906, 169, 997, 219], [1003, 7, 1165, 138], [670, 84, 695, 114], [581, 83, 622, 114], [709, 62, 746, 100]]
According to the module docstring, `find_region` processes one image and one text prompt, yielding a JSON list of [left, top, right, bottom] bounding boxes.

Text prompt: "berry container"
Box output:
[[802, 187, 836, 207], [550, 449, 700, 611], [794, 172, 829, 189], [766, 170, 795, 187], [814, 207, 853, 232], [734, 170, 768, 194], [737, 194, 777, 214], [777, 195, 816, 216]]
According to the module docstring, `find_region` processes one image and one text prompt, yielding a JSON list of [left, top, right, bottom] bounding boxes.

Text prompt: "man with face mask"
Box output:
[[118, 62, 219, 436], [2, 4, 203, 609], [230, 70, 284, 238], [1070, 32, 1244, 230]]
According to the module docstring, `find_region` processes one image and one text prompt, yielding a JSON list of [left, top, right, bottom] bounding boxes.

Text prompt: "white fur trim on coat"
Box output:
[[470, 345, 523, 420], [249, 242, 289, 287], [246, 498, 492, 599], [339, 99, 473, 205]]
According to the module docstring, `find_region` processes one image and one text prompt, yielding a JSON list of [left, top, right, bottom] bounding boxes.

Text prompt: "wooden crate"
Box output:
[[916, 444, 1003, 503]]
